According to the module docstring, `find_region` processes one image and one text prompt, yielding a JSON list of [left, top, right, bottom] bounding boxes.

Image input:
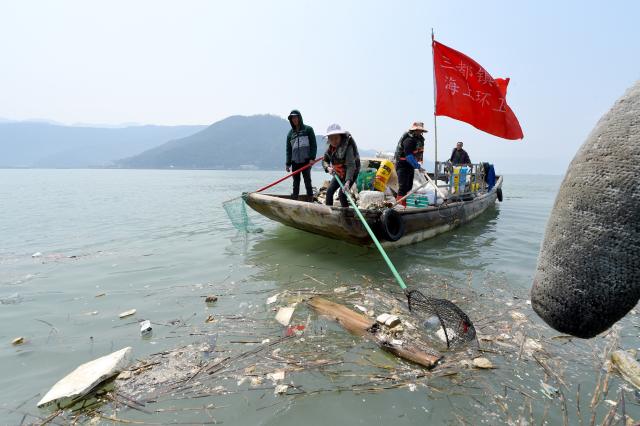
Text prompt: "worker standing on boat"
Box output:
[[393, 122, 428, 207], [322, 124, 361, 207], [285, 110, 317, 200], [449, 141, 471, 165]]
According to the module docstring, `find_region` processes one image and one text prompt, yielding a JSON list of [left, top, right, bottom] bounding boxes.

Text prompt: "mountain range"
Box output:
[[119, 115, 289, 169], [1, 115, 377, 169], [0, 121, 206, 168]]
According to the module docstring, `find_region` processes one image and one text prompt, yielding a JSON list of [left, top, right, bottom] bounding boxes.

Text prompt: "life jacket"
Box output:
[[325, 134, 361, 180], [394, 131, 424, 162]]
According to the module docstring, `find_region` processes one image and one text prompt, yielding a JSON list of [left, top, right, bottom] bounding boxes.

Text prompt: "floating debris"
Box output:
[[38, 347, 132, 409], [11, 336, 25, 346], [29, 278, 639, 425], [31, 252, 42, 258], [95, 293, 106, 298], [139, 320, 152, 336], [611, 349, 640, 389], [274, 384, 288, 395], [354, 304, 368, 313], [522, 337, 543, 354], [333, 286, 348, 293], [540, 381, 559, 399], [309, 297, 441, 369], [116, 370, 133, 381], [0, 293, 23, 305], [275, 305, 296, 326], [266, 294, 279, 305], [472, 357, 494, 369], [205, 295, 218, 304], [267, 370, 285, 382], [435, 327, 457, 344], [510, 311, 527, 321], [376, 313, 401, 327], [118, 309, 136, 319], [205, 314, 215, 323], [285, 325, 305, 337]]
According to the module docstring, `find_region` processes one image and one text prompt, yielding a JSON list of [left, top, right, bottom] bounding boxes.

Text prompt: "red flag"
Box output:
[[433, 40, 523, 140], [494, 78, 509, 97]]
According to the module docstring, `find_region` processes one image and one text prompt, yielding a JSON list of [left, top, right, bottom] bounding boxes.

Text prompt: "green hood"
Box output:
[[288, 109, 304, 130]]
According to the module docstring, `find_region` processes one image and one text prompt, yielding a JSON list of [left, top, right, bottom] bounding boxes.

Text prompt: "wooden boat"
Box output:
[[245, 163, 503, 247]]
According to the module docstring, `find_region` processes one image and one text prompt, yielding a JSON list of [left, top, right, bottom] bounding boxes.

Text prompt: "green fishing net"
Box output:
[[222, 195, 262, 233]]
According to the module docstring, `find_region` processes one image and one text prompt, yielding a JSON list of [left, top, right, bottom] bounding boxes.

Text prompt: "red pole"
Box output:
[[254, 157, 323, 193]]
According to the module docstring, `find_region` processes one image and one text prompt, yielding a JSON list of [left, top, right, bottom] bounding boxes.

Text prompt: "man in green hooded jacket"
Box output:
[[285, 110, 317, 200]]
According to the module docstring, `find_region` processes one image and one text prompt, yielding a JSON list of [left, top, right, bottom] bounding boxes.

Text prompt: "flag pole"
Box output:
[[431, 28, 439, 201]]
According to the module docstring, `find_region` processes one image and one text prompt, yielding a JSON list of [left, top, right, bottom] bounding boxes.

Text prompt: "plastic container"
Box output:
[[357, 168, 377, 191], [451, 166, 470, 194], [358, 190, 386, 209], [373, 160, 395, 192], [406, 194, 430, 208], [459, 166, 469, 190]]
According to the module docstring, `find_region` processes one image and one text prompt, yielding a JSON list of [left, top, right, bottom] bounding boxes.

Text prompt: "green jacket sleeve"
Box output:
[[307, 126, 317, 159], [285, 132, 292, 166]]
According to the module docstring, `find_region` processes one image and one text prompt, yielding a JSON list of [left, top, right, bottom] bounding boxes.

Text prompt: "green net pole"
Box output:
[[334, 175, 407, 290]]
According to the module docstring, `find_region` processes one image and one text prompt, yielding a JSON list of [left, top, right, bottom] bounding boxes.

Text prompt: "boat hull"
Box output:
[[245, 176, 502, 247]]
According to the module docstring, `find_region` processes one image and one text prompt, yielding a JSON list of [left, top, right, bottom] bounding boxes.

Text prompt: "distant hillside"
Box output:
[[120, 114, 382, 170], [0, 122, 206, 168], [120, 115, 293, 169]]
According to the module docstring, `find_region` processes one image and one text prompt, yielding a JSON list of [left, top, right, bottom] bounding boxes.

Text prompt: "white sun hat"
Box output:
[[325, 123, 347, 136]]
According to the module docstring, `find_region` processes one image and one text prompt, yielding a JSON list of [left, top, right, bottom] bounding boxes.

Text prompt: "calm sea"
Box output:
[[0, 170, 637, 425]]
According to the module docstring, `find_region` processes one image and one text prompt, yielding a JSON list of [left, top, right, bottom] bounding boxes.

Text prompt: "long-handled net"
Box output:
[[222, 158, 323, 233], [222, 194, 262, 233], [406, 290, 475, 348], [334, 175, 476, 348]]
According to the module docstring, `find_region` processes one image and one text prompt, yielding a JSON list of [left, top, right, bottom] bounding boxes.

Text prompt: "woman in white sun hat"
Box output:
[[322, 123, 361, 207]]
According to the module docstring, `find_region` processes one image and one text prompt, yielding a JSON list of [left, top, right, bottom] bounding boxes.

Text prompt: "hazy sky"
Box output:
[[1, 1, 638, 173]]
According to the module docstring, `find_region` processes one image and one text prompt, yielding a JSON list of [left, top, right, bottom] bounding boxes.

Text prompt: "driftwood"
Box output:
[[307, 297, 442, 369]]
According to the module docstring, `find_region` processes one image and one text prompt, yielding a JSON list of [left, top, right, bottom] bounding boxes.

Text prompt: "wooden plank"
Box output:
[[307, 297, 442, 369], [308, 296, 374, 336]]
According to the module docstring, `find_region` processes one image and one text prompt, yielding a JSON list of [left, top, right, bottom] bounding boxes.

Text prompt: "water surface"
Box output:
[[0, 170, 636, 425]]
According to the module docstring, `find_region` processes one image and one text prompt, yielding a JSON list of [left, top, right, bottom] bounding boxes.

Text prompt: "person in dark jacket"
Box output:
[[322, 123, 360, 207], [393, 122, 428, 207], [449, 141, 471, 165], [285, 110, 317, 200]]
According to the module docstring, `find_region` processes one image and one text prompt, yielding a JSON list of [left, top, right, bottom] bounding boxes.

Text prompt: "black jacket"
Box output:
[[450, 148, 471, 165], [394, 131, 425, 168]]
